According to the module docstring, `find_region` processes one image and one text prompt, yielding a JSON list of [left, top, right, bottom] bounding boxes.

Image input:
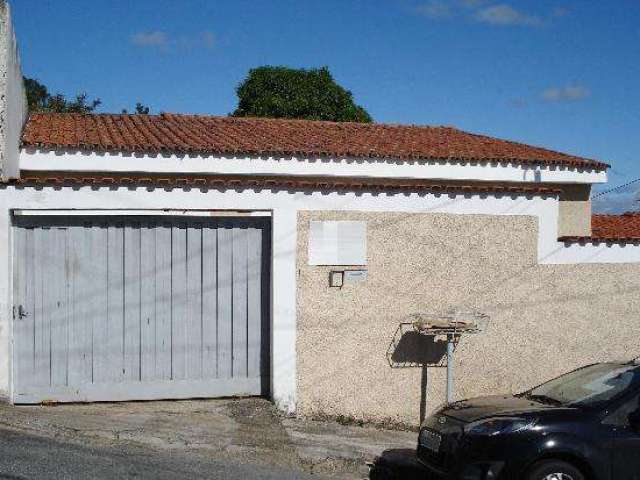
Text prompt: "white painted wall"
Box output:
[[0, 184, 637, 409], [270, 209, 298, 413], [0, 2, 27, 180], [20, 149, 608, 185], [543, 241, 640, 264], [0, 195, 10, 402]]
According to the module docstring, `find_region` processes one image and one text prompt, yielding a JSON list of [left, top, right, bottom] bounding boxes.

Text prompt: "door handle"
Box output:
[[14, 305, 29, 319]]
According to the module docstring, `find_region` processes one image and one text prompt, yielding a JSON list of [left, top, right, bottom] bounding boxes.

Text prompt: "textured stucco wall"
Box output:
[[0, 0, 27, 180], [297, 211, 640, 426], [558, 184, 592, 237]]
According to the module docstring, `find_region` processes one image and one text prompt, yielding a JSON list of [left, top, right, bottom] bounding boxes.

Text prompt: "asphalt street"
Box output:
[[0, 428, 320, 480]]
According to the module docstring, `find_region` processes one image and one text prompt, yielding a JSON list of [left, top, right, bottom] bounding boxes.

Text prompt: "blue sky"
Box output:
[[11, 0, 640, 212]]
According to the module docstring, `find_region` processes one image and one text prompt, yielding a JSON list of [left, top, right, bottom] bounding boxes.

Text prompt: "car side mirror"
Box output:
[[628, 410, 640, 432]]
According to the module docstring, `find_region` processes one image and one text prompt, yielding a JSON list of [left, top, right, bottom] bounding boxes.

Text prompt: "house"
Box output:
[[1, 3, 639, 426]]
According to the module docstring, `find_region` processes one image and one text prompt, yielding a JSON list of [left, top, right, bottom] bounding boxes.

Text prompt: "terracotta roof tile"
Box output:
[[560, 212, 640, 243], [21, 113, 608, 170], [592, 212, 640, 238]]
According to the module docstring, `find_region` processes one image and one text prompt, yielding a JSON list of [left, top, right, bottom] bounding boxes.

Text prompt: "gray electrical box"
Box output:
[[344, 270, 367, 283]]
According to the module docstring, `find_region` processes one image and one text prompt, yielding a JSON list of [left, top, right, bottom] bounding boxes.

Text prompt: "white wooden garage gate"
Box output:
[[11, 215, 271, 403]]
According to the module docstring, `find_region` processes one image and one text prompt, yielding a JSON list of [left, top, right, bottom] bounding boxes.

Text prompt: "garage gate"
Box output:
[[12, 215, 270, 404]]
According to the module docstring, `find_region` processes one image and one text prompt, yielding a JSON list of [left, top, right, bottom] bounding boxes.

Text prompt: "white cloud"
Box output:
[[541, 85, 591, 102], [474, 4, 543, 26], [130, 31, 167, 47], [130, 30, 216, 52], [202, 31, 215, 49], [415, 1, 452, 18], [414, 1, 559, 27], [592, 176, 640, 214], [592, 189, 640, 214], [552, 6, 570, 18], [509, 98, 527, 109], [458, 0, 488, 8]]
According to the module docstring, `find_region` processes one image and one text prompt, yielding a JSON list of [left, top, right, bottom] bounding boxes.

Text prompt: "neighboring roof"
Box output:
[[21, 113, 609, 170], [13, 171, 562, 196], [560, 212, 640, 243], [592, 212, 640, 240]]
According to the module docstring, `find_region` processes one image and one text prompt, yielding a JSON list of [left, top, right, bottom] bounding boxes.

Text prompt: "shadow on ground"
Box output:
[[368, 448, 429, 479]]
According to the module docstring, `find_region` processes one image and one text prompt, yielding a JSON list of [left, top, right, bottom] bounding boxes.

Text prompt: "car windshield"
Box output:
[[524, 363, 640, 408]]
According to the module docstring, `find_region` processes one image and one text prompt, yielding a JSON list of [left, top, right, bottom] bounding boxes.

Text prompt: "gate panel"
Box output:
[[49, 228, 68, 387], [171, 225, 187, 381], [140, 226, 157, 382], [186, 226, 203, 380], [247, 227, 262, 379], [106, 224, 125, 383], [33, 228, 49, 387], [12, 215, 270, 404], [123, 225, 141, 382], [217, 226, 233, 379], [232, 227, 248, 378], [201, 226, 218, 379], [68, 226, 92, 386], [155, 225, 172, 381]]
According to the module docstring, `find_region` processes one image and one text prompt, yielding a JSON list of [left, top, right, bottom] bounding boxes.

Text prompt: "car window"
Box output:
[[526, 364, 640, 408], [603, 393, 640, 427]]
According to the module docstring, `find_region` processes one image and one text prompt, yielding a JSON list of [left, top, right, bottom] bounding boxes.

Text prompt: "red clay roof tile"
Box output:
[[21, 113, 608, 170], [592, 212, 640, 239]]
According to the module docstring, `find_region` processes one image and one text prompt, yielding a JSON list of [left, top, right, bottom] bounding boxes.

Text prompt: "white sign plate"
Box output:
[[308, 221, 367, 266]]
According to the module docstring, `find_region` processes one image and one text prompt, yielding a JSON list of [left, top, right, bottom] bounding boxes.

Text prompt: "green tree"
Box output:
[[122, 103, 151, 114], [23, 77, 101, 113], [232, 66, 372, 123], [23, 77, 49, 111]]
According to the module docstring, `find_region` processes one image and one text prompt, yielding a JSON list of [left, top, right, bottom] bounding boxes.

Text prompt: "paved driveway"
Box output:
[[0, 427, 322, 480], [0, 398, 425, 479]]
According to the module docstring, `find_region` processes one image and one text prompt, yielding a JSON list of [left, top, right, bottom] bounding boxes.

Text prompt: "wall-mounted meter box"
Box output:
[[344, 270, 367, 283], [329, 271, 344, 287], [328, 269, 367, 287]]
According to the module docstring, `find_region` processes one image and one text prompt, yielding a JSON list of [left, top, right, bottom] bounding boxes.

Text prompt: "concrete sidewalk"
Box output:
[[0, 398, 424, 479]]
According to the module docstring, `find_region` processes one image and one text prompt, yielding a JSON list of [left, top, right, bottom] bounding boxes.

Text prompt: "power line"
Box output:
[[591, 177, 640, 199]]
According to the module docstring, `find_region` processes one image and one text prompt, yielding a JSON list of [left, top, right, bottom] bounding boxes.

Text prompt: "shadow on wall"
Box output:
[[387, 325, 448, 423], [388, 330, 448, 366]]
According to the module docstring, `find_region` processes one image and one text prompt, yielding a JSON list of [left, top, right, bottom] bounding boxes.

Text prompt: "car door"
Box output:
[[603, 392, 640, 480]]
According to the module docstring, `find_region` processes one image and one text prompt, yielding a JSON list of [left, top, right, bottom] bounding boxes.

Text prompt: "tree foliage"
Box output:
[[23, 77, 101, 113], [122, 102, 151, 114], [232, 66, 372, 123]]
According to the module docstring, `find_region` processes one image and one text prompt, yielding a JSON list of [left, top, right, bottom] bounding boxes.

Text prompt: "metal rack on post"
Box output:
[[407, 312, 490, 404]]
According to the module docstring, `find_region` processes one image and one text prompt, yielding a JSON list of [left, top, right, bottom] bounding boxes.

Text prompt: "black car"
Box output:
[[416, 361, 640, 480]]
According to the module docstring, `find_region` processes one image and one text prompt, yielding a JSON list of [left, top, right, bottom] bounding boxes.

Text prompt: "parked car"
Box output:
[[417, 360, 640, 480]]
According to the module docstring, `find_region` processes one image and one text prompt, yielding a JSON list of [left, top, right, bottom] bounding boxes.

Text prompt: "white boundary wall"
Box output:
[[0, 2, 27, 180], [546, 241, 640, 264], [0, 184, 638, 408]]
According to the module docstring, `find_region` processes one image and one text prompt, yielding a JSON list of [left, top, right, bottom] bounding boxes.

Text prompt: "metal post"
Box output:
[[446, 334, 454, 404]]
